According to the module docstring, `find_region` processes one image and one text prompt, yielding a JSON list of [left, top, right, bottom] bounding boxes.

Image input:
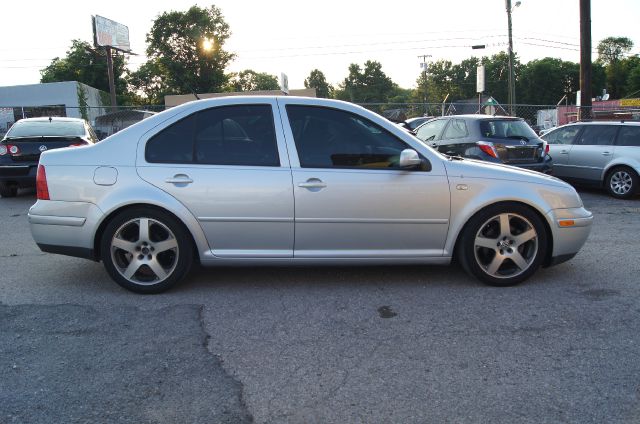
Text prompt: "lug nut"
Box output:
[[148, 255, 152, 260], [138, 254, 144, 260]]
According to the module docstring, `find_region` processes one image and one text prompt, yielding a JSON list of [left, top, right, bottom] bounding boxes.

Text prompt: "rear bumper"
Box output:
[[28, 200, 103, 261], [0, 163, 37, 186], [508, 157, 553, 174]]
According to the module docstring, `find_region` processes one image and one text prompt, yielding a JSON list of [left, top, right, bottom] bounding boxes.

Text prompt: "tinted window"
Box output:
[[442, 119, 468, 139], [286, 105, 421, 170], [146, 105, 279, 166], [616, 126, 640, 147], [195, 105, 279, 166], [6, 120, 85, 138], [575, 125, 617, 146], [146, 114, 196, 163], [479, 119, 538, 139], [415, 119, 447, 142], [542, 125, 581, 145]]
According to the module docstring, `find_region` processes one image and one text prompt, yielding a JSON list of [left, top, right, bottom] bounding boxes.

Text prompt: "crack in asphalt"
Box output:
[[197, 305, 255, 423]]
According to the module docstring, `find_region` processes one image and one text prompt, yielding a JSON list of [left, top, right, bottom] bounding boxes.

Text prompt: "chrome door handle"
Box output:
[[560, 150, 569, 154], [602, 151, 612, 156], [298, 179, 327, 189], [165, 174, 193, 184]]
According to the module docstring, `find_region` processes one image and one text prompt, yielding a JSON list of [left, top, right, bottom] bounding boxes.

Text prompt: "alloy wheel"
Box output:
[[610, 170, 633, 195], [473, 213, 539, 279], [110, 217, 179, 285]]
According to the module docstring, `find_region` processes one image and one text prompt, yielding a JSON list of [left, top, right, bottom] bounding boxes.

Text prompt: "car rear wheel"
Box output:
[[457, 203, 548, 287], [605, 166, 637, 199], [100, 208, 193, 294], [0, 182, 18, 198]]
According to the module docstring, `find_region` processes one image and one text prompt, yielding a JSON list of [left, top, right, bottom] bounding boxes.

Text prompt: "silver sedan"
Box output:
[[28, 97, 593, 293]]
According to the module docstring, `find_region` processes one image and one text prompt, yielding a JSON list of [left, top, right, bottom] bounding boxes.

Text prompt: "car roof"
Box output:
[[431, 114, 523, 121], [15, 117, 86, 123], [561, 121, 640, 126]]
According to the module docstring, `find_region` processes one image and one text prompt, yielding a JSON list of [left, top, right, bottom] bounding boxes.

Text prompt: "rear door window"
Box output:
[[575, 125, 618, 146], [616, 126, 640, 147], [145, 104, 280, 166]]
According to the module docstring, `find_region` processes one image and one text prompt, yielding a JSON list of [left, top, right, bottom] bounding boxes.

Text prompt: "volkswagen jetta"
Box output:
[[28, 97, 592, 293]]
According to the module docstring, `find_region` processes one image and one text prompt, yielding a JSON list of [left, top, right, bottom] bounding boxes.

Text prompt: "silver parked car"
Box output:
[[542, 121, 640, 198], [28, 97, 592, 293]]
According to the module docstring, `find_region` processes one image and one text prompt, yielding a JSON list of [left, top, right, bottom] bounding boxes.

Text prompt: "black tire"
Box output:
[[457, 202, 548, 287], [100, 207, 193, 294], [605, 166, 638, 199], [0, 182, 18, 198]]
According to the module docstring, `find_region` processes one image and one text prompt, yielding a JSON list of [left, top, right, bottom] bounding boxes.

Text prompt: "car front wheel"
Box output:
[[605, 166, 638, 199], [100, 207, 193, 294], [458, 203, 548, 287]]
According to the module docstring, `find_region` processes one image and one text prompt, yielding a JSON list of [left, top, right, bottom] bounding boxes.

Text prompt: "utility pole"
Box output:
[[418, 54, 431, 116], [579, 0, 592, 120], [105, 46, 117, 109], [506, 0, 518, 116]]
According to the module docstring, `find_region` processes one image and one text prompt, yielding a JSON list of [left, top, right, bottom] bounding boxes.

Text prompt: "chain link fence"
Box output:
[[2, 100, 639, 140]]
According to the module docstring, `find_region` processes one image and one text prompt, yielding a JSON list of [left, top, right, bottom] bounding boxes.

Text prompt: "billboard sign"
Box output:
[[93, 15, 130, 52]]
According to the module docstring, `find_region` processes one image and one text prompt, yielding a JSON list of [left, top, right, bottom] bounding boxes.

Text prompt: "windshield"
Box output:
[[6, 120, 85, 138], [479, 119, 538, 140]]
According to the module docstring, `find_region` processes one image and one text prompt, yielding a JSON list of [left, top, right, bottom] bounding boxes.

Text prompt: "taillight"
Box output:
[[7, 144, 21, 155], [476, 141, 498, 158], [36, 165, 50, 200], [69, 140, 89, 147], [0, 145, 6, 156], [545, 143, 550, 155]]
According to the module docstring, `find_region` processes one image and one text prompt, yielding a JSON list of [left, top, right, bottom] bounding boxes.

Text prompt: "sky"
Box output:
[[2, 0, 639, 91]]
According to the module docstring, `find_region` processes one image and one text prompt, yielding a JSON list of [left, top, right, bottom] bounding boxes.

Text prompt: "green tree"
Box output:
[[597, 37, 634, 65], [626, 57, 640, 97], [334, 61, 396, 109], [40, 39, 131, 103], [517, 58, 579, 105], [225, 70, 279, 91], [128, 59, 170, 105], [139, 5, 234, 97], [304, 69, 332, 98]]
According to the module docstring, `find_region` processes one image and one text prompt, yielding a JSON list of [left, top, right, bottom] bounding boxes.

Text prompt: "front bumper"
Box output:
[[545, 206, 593, 266], [28, 200, 103, 261]]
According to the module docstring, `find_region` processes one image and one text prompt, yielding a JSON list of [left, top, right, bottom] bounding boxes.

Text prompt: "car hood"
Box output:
[[444, 157, 567, 188]]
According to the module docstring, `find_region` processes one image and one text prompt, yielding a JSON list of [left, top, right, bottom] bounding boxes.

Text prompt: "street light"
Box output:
[[506, 0, 521, 115]]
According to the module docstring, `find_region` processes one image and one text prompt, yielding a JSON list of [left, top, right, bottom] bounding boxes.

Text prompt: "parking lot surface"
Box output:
[[1, 188, 639, 423]]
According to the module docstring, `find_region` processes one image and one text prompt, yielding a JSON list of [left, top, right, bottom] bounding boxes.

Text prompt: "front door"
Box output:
[[544, 125, 582, 178], [137, 101, 294, 258], [279, 102, 450, 258]]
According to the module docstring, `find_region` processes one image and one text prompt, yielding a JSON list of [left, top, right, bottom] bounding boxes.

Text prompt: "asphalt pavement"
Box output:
[[1, 188, 639, 423]]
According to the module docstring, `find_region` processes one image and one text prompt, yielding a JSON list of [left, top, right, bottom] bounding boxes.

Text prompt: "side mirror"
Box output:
[[399, 149, 422, 168]]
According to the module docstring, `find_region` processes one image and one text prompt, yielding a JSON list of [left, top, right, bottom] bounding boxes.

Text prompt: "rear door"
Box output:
[[567, 125, 618, 182], [136, 100, 295, 258]]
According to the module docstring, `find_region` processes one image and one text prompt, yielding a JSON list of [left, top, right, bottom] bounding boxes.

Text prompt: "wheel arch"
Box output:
[[92, 201, 206, 264], [451, 200, 554, 267], [601, 161, 640, 185]]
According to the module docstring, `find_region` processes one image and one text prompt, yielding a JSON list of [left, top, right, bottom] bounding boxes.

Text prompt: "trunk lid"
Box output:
[[1, 136, 87, 162]]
